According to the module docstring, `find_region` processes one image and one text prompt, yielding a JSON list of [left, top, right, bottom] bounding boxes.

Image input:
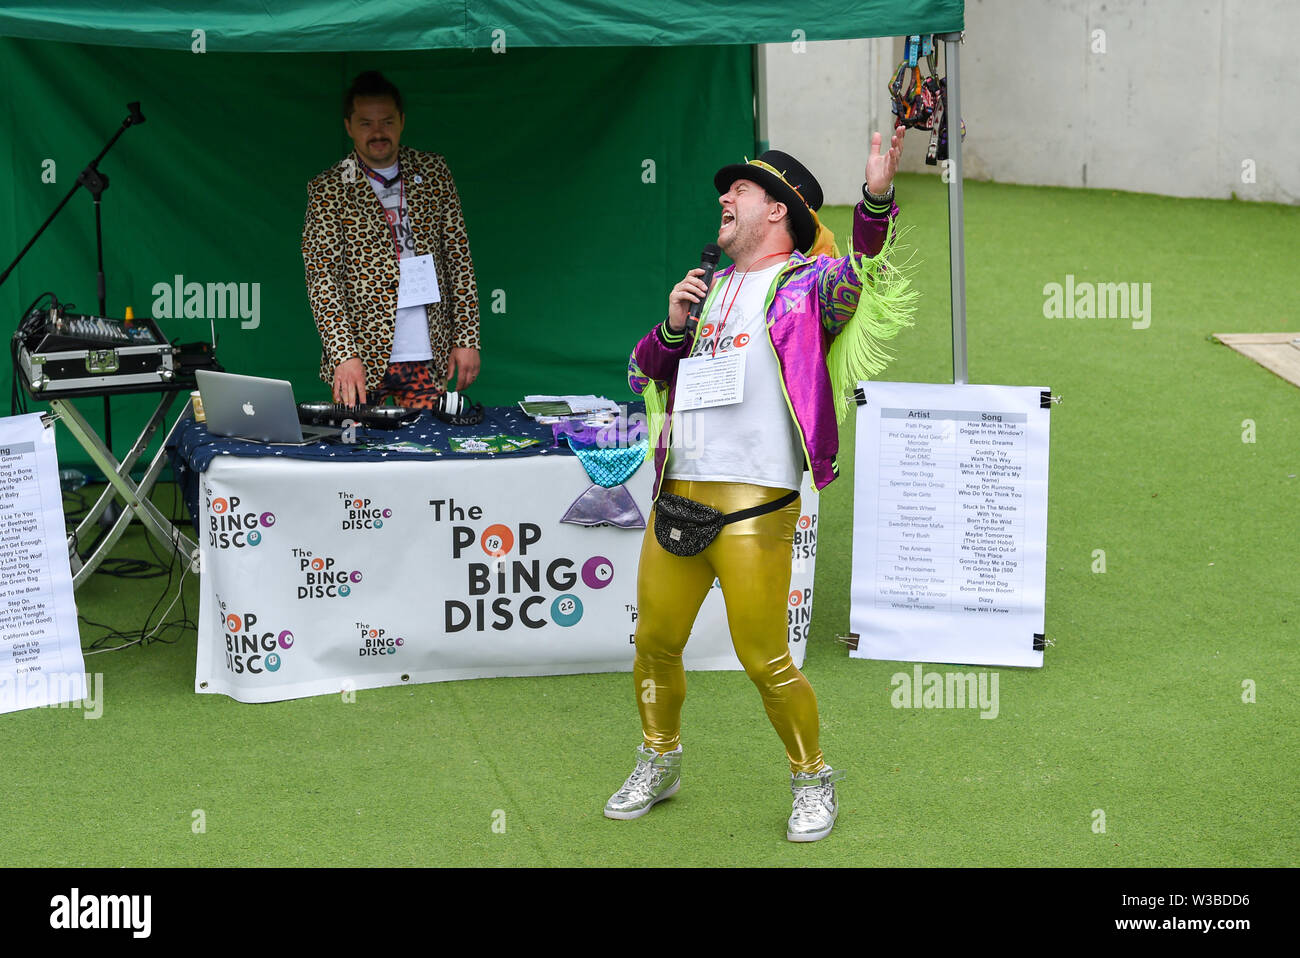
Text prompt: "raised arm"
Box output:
[[820, 126, 906, 337]]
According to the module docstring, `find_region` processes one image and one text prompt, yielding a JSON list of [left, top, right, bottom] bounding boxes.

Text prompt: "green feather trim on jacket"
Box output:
[[642, 379, 667, 453], [826, 221, 920, 423]]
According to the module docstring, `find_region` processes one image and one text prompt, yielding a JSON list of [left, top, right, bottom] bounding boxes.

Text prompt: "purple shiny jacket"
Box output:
[[628, 199, 899, 500]]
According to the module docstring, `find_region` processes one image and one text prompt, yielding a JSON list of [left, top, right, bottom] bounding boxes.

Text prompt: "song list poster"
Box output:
[[849, 383, 1050, 668], [0, 414, 85, 713]]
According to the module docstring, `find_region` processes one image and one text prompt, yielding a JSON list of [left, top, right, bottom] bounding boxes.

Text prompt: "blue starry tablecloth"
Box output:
[[168, 402, 646, 534]]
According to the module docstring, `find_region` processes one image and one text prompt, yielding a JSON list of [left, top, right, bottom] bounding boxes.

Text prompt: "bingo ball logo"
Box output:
[[339, 491, 391, 531], [432, 498, 614, 633], [693, 322, 746, 354], [357, 623, 404, 657], [221, 607, 294, 675], [787, 587, 813, 644], [581, 555, 614, 589], [793, 512, 818, 561], [296, 552, 363, 599], [206, 491, 275, 549]]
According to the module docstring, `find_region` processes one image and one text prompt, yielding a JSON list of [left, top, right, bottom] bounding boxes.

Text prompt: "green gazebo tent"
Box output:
[[0, 0, 967, 465]]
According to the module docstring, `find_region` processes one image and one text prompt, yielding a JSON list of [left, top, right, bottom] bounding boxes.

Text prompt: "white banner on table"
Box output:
[[850, 383, 1050, 668], [0, 413, 86, 714], [195, 453, 818, 703]]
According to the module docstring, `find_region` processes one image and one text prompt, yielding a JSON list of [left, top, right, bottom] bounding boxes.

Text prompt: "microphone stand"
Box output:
[[0, 101, 147, 524]]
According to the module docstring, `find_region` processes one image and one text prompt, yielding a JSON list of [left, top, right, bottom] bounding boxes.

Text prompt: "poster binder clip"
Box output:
[[1033, 634, 1055, 651], [836, 632, 861, 650], [40, 411, 58, 429], [850, 387, 867, 406], [1040, 391, 1062, 408]]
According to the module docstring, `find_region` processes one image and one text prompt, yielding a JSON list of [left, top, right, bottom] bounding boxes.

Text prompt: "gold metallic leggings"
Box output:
[[633, 479, 824, 774]]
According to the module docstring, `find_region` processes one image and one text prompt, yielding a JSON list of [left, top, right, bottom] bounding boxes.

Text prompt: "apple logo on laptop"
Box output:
[[242, 402, 256, 416]]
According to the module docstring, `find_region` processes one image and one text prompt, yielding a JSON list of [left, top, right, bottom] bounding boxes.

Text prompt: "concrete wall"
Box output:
[[762, 0, 1299, 205], [757, 36, 896, 206]]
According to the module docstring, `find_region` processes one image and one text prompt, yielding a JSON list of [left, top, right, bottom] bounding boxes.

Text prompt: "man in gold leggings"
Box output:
[[608, 130, 911, 841]]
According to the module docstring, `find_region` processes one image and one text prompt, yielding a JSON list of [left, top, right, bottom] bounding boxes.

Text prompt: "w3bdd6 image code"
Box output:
[[1115, 894, 1253, 934]]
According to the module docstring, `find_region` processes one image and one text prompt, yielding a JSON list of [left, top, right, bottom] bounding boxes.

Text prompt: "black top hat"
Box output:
[[713, 150, 824, 253]]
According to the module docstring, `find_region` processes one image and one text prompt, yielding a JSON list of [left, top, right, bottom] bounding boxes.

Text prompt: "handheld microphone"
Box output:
[[687, 243, 721, 323]]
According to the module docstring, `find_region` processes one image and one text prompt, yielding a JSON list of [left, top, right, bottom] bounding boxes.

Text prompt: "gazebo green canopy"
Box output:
[[0, 1, 967, 465], [0, 2, 964, 50]]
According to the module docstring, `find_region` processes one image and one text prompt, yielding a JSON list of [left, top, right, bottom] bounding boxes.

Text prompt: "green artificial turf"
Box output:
[[1, 173, 1296, 867]]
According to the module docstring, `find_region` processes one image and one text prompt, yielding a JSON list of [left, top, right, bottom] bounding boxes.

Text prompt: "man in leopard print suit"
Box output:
[[302, 71, 480, 408]]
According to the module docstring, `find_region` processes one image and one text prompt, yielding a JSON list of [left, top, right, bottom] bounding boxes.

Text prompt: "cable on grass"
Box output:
[[75, 480, 198, 653]]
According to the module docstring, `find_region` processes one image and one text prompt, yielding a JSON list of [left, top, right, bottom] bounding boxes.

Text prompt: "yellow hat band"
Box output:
[[746, 158, 810, 209]]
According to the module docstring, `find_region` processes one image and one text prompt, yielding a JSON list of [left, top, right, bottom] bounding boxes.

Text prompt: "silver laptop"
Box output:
[[195, 370, 340, 444]]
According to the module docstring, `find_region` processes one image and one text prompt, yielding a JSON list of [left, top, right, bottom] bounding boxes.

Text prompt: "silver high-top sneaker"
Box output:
[[603, 744, 682, 819], [787, 766, 844, 842]]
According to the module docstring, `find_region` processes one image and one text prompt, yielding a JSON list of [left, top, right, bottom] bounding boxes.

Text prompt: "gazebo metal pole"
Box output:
[[753, 45, 770, 155], [937, 31, 968, 385]]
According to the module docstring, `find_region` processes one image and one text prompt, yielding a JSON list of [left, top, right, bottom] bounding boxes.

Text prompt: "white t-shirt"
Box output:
[[366, 162, 434, 363], [665, 259, 805, 490]]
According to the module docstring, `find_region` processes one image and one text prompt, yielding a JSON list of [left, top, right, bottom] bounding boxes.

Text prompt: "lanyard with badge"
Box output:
[[362, 159, 441, 309], [675, 251, 787, 411]]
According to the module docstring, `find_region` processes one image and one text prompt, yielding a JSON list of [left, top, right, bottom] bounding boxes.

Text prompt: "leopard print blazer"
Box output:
[[302, 146, 480, 394]]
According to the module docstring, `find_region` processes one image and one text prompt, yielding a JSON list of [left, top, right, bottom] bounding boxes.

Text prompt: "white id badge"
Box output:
[[674, 351, 746, 411], [396, 254, 442, 308]]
